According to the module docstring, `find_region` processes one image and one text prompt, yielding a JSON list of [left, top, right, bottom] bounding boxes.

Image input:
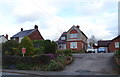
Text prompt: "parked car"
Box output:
[[87, 48, 95, 53], [97, 47, 106, 53], [86, 47, 95, 53]]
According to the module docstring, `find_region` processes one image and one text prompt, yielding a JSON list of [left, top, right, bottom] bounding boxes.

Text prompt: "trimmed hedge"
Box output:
[[2, 55, 51, 69]]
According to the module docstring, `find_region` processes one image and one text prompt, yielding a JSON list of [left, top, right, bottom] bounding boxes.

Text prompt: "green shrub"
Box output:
[[63, 49, 72, 56], [115, 50, 120, 58], [46, 60, 64, 71], [56, 50, 64, 55], [56, 54, 66, 65], [36, 55, 51, 65], [2, 40, 19, 56], [34, 47, 44, 55], [16, 63, 34, 70], [2, 56, 19, 66], [32, 40, 57, 54], [19, 36, 35, 56]]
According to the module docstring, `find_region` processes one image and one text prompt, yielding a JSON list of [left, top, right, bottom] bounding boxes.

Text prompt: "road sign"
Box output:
[[22, 48, 26, 53]]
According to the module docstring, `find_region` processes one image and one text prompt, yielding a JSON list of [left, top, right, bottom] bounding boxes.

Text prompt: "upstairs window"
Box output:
[[61, 36, 65, 40], [70, 29, 78, 38], [70, 33, 78, 38]]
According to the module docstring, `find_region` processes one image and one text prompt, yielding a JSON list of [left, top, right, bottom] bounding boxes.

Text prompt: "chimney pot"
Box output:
[[34, 25, 38, 29], [5, 34, 8, 40], [21, 28, 23, 31], [76, 25, 80, 29]]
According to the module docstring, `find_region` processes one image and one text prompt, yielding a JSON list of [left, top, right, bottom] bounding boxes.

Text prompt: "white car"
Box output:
[[86, 48, 95, 53]]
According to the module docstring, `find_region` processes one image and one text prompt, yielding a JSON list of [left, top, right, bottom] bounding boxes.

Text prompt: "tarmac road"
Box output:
[[63, 53, 119, 75]]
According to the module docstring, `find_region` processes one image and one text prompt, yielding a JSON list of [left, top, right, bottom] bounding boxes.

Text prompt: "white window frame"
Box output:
[[70, 33, 78, 38], [70, 42, 77, 48], [115, 42, 119, 48]]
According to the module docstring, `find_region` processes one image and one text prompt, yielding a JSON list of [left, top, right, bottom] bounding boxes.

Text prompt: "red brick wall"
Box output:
[[28, 29, 44, 40], [109, 37, 120, 52], [66, 40, 86, 51], [70, 29, 78, 33]]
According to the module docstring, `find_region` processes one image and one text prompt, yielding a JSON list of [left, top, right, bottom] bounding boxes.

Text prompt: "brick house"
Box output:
[[108, 35, 120, 52], [57, 25, 88, 51], [11, 25, 44, 42]]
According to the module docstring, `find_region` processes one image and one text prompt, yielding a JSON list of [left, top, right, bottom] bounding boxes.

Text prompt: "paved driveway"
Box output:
[[63, 53, 118, 75]]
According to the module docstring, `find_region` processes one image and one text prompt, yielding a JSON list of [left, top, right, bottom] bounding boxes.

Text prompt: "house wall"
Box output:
[[66, 40, 86, 51], [109, 37, 120, 52], [0, 36, 7, 43], [28, 29, 44, 40], [66, 26, 87, 51], [66, 27, 87, 44]]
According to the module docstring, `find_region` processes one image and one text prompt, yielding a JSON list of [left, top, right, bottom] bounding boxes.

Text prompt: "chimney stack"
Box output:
[[76, 25, 80, 29], [21, 28, 23, 31], [34, 25, 38, 29], [5, 34, 8, 40]]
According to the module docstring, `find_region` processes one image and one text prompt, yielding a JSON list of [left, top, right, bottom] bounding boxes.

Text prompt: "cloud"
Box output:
[[0, 0, 118, 41]]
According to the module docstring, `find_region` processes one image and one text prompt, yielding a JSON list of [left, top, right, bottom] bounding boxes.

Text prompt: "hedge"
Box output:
[[2, 55, 51, 69]]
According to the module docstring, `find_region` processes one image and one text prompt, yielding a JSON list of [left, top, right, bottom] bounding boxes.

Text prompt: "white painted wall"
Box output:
[[0, 36, 7, 43], [19, 37, 23, 43]]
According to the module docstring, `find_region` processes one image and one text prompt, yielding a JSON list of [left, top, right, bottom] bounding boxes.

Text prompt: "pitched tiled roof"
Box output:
[[67, 26, 88, 39], [111, 35, 120, 42], [57, 32, 67, 44], [11, 29, 36, 38]]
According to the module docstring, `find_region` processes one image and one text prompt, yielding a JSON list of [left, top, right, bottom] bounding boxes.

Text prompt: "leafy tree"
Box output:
[[2, 40, 19, 56], [32, 40, 57, 54], [19, 36, 35, 56]]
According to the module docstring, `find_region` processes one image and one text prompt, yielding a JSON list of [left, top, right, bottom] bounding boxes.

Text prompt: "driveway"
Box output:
[[63, 53, 118, 75]]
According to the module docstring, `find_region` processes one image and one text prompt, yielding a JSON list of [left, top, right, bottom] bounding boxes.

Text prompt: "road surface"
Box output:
[[63, 53, 118, 75]]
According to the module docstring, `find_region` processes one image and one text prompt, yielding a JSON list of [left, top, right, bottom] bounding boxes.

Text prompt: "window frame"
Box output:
[[70, 33, 78, 38], [115, 42, 119, 48], [70, 42, 77, 48]]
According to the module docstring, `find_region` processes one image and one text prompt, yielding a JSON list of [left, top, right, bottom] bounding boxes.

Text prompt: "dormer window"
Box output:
[[61, 36, 65, 40]]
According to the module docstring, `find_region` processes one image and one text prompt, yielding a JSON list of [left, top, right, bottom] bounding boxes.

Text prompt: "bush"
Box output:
[[16, 63, 34, 70], [45, 53, 57, 60], [62, 49, 72, 56], [46, 60, 64, 71], [19, 36, 35, 56], [34, 47, 44, 55], [2, 40, 19, 56], [32, 40, 57, 54], [115, 50, 120, 58], [36, 55, 51, 65], [2, 56, 19, 66], [56, 50, 64, 55], [56, 54, 66, 65]]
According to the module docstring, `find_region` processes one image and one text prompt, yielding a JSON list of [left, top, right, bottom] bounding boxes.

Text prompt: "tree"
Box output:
[[88, 35, 97, 47], [32, 40, 57, 54], [2, 40, 19, 56], [19, 36, 35, 56]]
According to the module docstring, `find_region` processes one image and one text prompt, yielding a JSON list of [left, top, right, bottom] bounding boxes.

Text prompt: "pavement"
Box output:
[[1, 53, 120, 76]]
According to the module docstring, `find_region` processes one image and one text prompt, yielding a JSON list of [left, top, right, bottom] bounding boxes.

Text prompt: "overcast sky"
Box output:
[[0, 0, 119, 41]]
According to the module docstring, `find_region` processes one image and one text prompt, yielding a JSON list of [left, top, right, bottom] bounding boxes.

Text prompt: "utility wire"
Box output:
[[29, 0, 67, 26]]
